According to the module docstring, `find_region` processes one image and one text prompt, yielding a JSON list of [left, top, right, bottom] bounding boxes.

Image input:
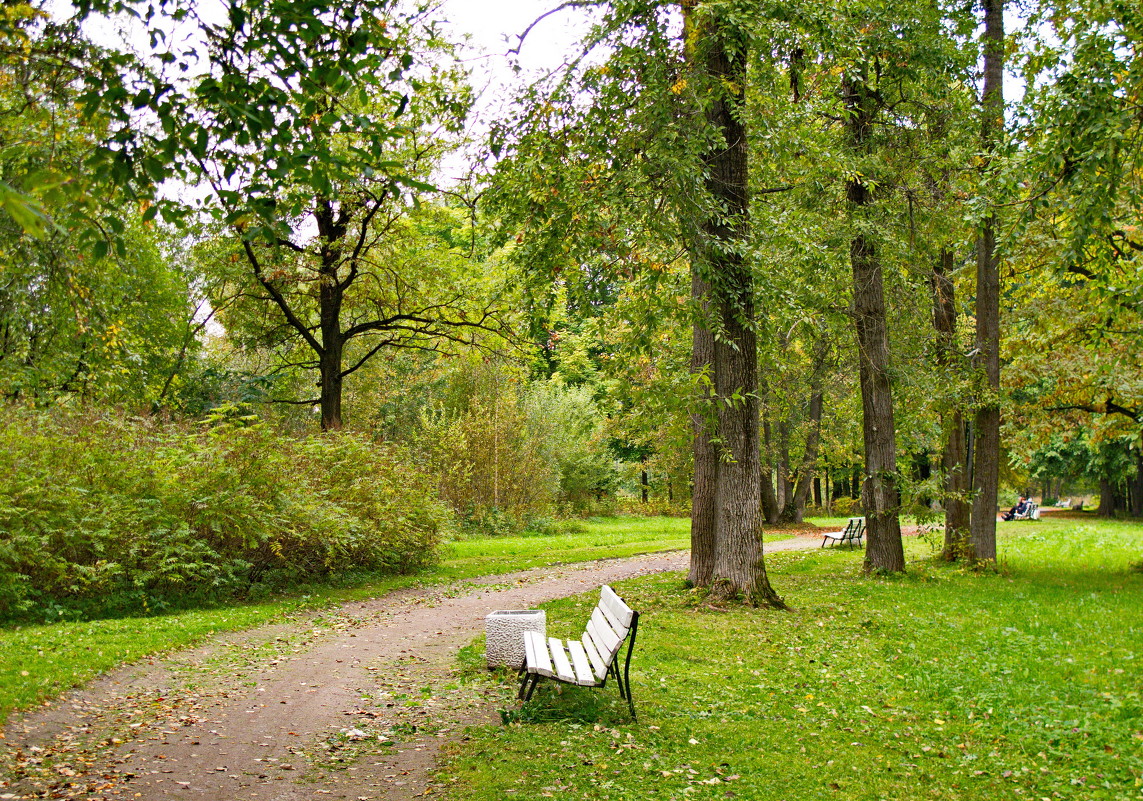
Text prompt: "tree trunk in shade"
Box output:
[[843, 70, 904, 573], [685, 3, 783, 605], [969, 0, 1005, 562]]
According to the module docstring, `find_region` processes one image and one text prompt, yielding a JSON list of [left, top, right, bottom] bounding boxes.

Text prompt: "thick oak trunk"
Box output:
[[687, 5, 782, 606], [711, 302, 771, 602], [1098, 478, 1117, 517], [318, 269, 345, 431], [969, 0, 1005, 561], [1130, 451, 1143, 517], [844, 74, 904, 573], [319, 342, 344, 431]]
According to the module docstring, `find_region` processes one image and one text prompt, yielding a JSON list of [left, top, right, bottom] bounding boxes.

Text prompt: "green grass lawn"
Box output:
[[0, 515, 690, 725], [440, 514, 1143, 800]]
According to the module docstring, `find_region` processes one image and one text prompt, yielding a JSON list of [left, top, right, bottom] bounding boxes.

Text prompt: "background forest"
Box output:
[[1, 0, 1141, 615]]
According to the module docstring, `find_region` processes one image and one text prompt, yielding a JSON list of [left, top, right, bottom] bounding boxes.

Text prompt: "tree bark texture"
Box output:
[[686, 5, 782, 606], [1098, 478, 1117, 517], [970, 0, 1005, 561], [843, 73, 905, 573], [931, 248, 971, 558], [317, 202, 347, 431]]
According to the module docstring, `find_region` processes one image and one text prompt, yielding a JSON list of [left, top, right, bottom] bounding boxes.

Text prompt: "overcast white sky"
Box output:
[[433, 1, 599, 181], [437, 0, 593, 84]]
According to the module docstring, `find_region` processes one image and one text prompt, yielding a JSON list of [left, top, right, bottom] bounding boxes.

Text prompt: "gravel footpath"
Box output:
[[3, 536, 821, 800]]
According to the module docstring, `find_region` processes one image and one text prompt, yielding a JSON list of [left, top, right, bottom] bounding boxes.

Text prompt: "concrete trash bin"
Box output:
[[485, 609, 546, 669]]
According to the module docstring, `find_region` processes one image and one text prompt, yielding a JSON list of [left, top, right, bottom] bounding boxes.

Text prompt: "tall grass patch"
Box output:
[[0, 406, 447, 620], [441, 519, 1142, 800]]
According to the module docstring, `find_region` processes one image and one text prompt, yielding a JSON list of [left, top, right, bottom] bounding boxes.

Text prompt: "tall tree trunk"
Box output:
[[319, 341, 344, 431], [712, 300, 773, 602], [1098, 478, 1117, 517], [316, 201, 348, 432], [931, 248, 971, 558], [843, 72, 905, 573], [318, 282, 344, 431], [690, 289, 717, 587], [969, 0, 1005, 561], [687, 5, 782, 606]]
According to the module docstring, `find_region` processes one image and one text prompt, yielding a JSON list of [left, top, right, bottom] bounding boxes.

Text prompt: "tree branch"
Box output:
[[510, 1, 608, 55], [242, 238, 325, 356]]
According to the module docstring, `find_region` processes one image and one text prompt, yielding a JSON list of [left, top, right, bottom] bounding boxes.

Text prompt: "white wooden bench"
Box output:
[[1012, 502, 1040, 520], [821, 516, 865, 548], [517, 585, 640, 720]]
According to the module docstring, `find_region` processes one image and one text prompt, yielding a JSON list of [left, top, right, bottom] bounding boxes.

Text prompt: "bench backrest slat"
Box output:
[[581, 629, 609, 680], [600, 585, 635, 628], [588, 607, 624, 662]]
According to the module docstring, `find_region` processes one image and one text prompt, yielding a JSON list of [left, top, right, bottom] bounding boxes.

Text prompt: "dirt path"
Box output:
[[2, 537, 822, 800]]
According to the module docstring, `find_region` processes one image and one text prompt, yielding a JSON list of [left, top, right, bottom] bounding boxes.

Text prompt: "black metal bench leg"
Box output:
[[517, 669, 531, 700], [523, 674, 540, 702], [609, 661, 627, 700]]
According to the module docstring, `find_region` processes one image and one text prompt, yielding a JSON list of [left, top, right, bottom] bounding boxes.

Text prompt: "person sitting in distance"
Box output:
[[1003, 496, 1029, 521]]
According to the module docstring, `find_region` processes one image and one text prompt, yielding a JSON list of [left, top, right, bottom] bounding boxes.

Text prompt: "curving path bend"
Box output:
[[2, 536, 821, 800]]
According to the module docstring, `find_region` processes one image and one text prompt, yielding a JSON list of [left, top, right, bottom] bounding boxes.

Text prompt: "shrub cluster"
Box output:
[[0, 407, 448, 618]]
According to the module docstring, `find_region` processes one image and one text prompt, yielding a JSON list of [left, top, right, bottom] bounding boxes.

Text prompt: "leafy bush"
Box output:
[[0, 406, 448, 619], [830, 496, 859, 517], [408, 365, 620, 527]]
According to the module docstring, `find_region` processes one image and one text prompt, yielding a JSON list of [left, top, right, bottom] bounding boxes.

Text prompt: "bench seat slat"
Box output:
[[524, 630, 554, 677], [566, 640, 597, 686], [548, 637, 576, 684]]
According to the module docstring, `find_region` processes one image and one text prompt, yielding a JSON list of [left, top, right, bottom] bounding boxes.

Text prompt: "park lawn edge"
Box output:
[[438, 516, 1143, 801], [0, 515, 703, 726]]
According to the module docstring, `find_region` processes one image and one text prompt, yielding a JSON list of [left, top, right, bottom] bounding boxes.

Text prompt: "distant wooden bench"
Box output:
[[821, 517, 865, 548], [518, 585, 640, 720]]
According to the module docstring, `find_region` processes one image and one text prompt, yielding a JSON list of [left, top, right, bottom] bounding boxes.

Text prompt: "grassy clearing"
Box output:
[[436, 515, 692, 579], [440, 514, 1143, 800], [0, 515, 690, 725]]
